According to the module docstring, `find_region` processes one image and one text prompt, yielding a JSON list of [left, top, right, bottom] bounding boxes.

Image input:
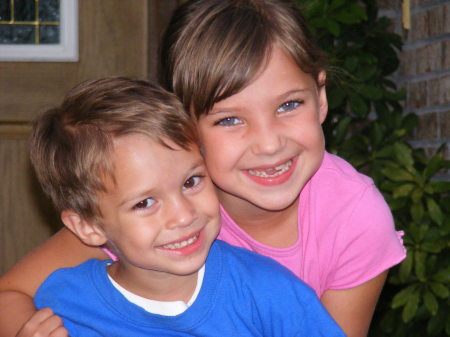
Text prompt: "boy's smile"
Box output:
[[94, 134, 220, 298], [196, 45, 328, 215]]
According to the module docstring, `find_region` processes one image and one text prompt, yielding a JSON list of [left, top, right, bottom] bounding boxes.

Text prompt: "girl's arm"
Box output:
[[0, 228, 107, 337], [320, 271, 388, 337]]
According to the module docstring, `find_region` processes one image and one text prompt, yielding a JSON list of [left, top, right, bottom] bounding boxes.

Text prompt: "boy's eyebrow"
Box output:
[[118, 156, 206, 207]]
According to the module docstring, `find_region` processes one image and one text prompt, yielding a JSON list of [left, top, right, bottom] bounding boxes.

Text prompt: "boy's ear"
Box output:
[[317, 71, 328, 124], [61, 210, 108, 246]]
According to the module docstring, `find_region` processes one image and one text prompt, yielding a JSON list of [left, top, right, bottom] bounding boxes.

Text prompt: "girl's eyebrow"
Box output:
[[208, 88, 313, 115]]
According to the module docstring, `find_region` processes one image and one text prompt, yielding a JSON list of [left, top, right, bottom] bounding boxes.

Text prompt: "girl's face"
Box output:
[[196, 46, 328, 214]]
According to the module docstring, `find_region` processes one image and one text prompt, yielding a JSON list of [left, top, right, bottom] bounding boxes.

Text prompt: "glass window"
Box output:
[[0, 0, 78, 62]]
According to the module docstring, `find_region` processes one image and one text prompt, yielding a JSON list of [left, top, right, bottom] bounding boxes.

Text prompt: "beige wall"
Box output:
[[0, 0, 179, 274]]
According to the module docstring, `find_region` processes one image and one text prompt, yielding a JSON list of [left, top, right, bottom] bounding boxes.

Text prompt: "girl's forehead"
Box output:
[[204, 47, 315, 111]]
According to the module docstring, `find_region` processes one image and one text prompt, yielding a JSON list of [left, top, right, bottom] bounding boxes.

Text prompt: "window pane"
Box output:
[[39, 0, 60, 22], [0, 1, 11, 21], [0, 25, 35, 44], [15, 0, 36, 21], [40, 25, 59, 43]]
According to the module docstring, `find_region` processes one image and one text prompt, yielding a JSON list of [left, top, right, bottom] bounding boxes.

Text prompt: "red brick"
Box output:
[[428, 77, 441, 106], [419, 0, 438, 5], [440, 110, 450, 138], [376, 0, 401, 9], [416, 112, 438, 139], [441, 75, 450, 105], [407, 81, 428, 109], [400, 49, 416, 76], [443, 41, 450, 70], [416, 42, 442, 74], [428, 5, 448, 38], [411, 11, 428, 41], [444, 4, 450, 37]]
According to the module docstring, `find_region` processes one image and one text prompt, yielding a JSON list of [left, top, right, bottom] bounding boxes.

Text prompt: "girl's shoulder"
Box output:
[[317, 152, 373, 186]]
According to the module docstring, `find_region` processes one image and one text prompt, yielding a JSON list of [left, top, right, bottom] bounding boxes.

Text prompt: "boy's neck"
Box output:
[[219, 191, 299, 248], [107, 262, 199, 303]]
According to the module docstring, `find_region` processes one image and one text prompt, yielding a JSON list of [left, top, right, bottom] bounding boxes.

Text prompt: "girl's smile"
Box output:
[[244, 157, 297, 186]]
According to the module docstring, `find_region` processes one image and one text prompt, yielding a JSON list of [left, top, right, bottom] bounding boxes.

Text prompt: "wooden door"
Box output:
[[0, 0, 179, 274]]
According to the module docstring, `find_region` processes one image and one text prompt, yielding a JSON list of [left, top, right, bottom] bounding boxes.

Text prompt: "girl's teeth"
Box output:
[[163, 234, 198, 250], [248, 160, 292, 178]]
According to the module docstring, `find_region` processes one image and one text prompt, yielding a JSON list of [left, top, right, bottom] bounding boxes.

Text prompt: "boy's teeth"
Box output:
[[163, 234, 198, 250], [248, 160, 292, 178]]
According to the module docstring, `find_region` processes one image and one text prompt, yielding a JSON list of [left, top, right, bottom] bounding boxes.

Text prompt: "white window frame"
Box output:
[[0, 0, 78, 62]]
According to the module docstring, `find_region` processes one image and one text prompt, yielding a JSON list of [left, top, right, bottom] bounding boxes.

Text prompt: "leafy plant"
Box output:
[[298, 0, 450, 336]]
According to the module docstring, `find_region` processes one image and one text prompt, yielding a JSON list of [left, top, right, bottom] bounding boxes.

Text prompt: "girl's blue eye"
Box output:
[[183, 176, 202, 190], [277, 101, 301, 113], [215, 117, 242, 126], [133, 198, 155, 210]]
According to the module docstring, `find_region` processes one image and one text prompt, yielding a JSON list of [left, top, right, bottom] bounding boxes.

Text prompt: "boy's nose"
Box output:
[[165, 195, 197, 229]]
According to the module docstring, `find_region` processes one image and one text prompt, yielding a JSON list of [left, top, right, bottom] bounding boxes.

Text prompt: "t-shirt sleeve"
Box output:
[[325, 183, 406, 290]]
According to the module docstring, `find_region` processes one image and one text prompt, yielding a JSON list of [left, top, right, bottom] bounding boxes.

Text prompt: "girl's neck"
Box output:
[[219, 191, 299, 248], [107, 263, 198, 303]]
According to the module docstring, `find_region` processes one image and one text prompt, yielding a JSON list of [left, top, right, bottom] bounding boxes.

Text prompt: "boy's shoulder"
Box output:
[[35, 259, 109, 300]]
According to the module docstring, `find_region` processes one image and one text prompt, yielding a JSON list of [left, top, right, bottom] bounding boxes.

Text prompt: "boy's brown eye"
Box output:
[[183, 176, 201, 190], [133, 198, 155, 209]]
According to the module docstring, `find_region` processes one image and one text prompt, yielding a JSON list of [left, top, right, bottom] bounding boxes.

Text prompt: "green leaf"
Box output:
[[348, 93, 369, 117], [431, 267, 450, 283], [393, 142, 414, 169], [430, 282, 449, 299], [422, 241, 446, 253], [391, 284, 417, 309], [410, 202, 424, 222], [393, 183, 415, 198], [333, 116, 352, 144], [326, 19, 340, 36], [423, 290, 438, 315], [359, 84, 383, 100], [327, 87, 346, 109], [356, 65, 377, 81], [424, 155, 444, 181], [335, 8, 363, 25], [330, 0, 347, 10], [414, 250, 426, 281], [426, 197, 444, 225], [344, 56, 359, 73], [411, 188, 423, 203], [398, 250, 413, 282], [381, 164, 415, 182], [402, 290, 420, 322], [429, 181, 450, 193]]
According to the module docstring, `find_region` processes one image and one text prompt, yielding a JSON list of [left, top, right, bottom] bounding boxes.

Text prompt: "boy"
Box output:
[[30, 77, 346, 336]]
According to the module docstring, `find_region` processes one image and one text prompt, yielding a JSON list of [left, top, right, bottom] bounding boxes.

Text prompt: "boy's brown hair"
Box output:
[[30, 77, 197, 220], [159, 0, 327, 118]]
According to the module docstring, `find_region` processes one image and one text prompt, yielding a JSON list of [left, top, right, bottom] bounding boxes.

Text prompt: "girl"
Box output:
[[0, 1, 406, 336]]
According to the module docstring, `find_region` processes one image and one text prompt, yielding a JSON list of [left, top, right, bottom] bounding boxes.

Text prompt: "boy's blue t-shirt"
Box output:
[[34, 240, 346, 337]]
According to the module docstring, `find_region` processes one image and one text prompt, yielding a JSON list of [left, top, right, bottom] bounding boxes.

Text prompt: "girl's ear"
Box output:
[[61, 210, 108, 246], [317, 71, 328, 124]]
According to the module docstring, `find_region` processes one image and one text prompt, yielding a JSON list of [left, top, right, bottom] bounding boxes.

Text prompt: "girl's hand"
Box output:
[[16, 308, 68, 337]]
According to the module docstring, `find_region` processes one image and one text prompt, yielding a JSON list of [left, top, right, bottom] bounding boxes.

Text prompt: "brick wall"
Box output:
[[377, 0, 450, 180]]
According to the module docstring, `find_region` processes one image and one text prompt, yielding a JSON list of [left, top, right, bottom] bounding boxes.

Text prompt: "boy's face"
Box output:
[[195, 46, 328, 213], [96, 134, 220, 277]]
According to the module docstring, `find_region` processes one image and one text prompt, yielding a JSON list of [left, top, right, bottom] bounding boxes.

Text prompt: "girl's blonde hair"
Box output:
[[159, 0, 327, 117]]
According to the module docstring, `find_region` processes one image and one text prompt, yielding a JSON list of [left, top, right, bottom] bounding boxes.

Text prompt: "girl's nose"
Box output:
[[250, 119, 286, 156], [165, 195, 197, 230]]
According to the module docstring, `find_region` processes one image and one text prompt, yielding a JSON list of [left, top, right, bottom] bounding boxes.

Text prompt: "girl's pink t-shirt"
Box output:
[[217, 152, 406, 297]]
